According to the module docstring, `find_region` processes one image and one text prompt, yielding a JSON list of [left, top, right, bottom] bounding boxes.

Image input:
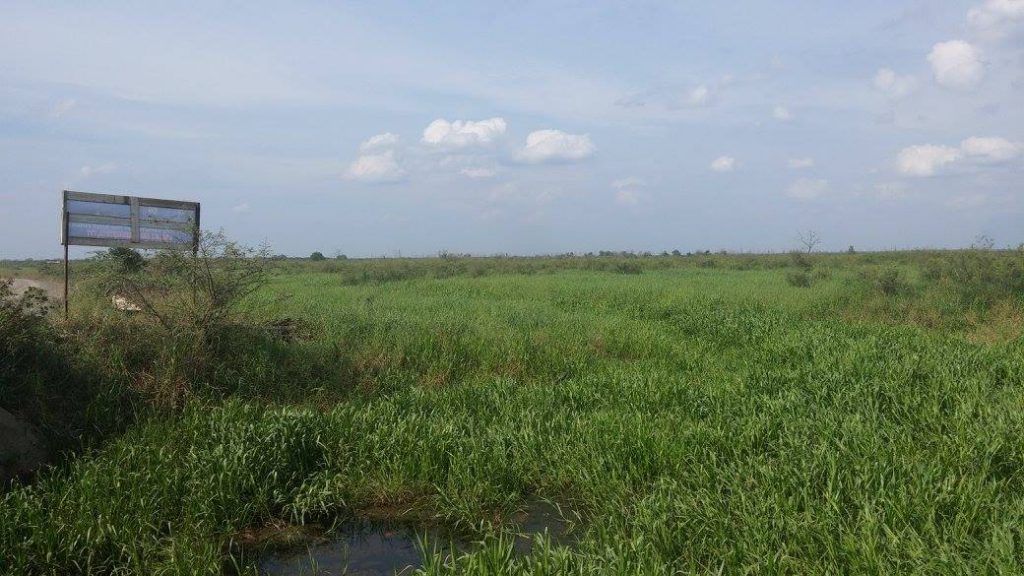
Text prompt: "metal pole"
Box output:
[[63, 242, 69, 319]]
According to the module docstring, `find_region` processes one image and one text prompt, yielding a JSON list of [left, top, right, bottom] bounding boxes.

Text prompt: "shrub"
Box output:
[[0, 279, 53, 384], [789, 251, 813, 270], [786, 270, 812, 288], [98, 232, 270, 407], [100, 247, 146, 273], [698, 258, 717, 269], [613, 261, 643, 275], [875, 267, 909, 296], [309, 251, 326, 261]]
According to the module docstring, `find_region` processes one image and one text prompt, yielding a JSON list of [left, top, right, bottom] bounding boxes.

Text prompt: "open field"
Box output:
[[2, 251, 1024, 574]]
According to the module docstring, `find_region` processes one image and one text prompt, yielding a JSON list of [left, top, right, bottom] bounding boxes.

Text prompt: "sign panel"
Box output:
[[61, 190, 200, 250]]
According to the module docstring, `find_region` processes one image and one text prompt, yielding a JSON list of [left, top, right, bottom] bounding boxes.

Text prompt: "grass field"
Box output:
[[2, 252, 1024, 574]]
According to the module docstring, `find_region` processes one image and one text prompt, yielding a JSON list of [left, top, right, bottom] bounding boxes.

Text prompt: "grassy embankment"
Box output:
[[1, 251, 1023, 574]]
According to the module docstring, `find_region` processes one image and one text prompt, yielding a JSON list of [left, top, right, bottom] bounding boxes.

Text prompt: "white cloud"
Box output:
[[710, 156, 736, 172], [928, 41, 984, 90], [614, 189, 642, 206], [686, 85, 713, 107], [460, 167, 497, 178], [773, 105, 792, 121], [874, 182, 909, 200], [347, 150, 404, 182], [968, 0, 1024, 33], [788, 157, 814, 169], [232, 202, 251, 213], [897, 137, 1021, 176], [79, 162, 118, 177], [873, 68, 916, 99], [960, 136, 1022, 162], [611, 177, 646, 206], [359, 132, 400, 152], [897, 145, 963, 176], [422, 118, 506, 148], [49, 98, 76, 119], [786, 178, 828, 200], [516, 129, 595, 163], [611, 177, 646, 189], [618, 79, 727, 110]]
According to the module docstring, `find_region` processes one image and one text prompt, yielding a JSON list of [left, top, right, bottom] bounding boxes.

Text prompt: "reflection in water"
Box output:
[[258, 526, 444, 576], [258, 500, 573, 576]]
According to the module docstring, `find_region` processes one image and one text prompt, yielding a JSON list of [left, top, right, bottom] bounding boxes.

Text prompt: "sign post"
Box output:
[[60, 190, 200, 318]]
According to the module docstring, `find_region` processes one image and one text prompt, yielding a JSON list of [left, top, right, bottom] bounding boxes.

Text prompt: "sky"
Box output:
[[1, 1, 1023, 259]]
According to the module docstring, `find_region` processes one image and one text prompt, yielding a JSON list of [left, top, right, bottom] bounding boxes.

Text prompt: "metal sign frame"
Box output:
[[61, 190, 200, 250], [60, 190, 201, 317]]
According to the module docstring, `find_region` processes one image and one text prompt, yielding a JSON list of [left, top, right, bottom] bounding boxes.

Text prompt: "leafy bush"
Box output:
[[101, 247, 146, 273], [0, 279, 53, 384], [785, 270, 812, 288], [874, 267, 910, 296], [913, 247, 1024, 308], [789, 251, 812, 270], [97, 232, 271, 407], [613, 261, 643, 275]]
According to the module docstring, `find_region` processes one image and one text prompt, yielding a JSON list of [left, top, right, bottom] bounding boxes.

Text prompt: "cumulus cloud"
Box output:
[[710, 156, 736, 172], [897, 137, 1021, 176], [928, 41, 984, 89], [79, 162, 117, 177], [422, 118, 506, 148], [960, 136, 1022, 162], [347, 150, 404, 182], [873, 68, 916, 99], [516, 129, 595, 163], [359, 132, 400, 152], [786, 178, 828, 200], [968, 0, 1024, 33], [897, 145, 963, 176], [788, 157, 814, 169], [232, 202, 251, 213], [773, 106, 793, 121]]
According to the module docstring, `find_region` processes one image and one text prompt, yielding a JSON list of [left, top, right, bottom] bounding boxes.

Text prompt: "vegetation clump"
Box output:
[[1, 245, 1023, 574]]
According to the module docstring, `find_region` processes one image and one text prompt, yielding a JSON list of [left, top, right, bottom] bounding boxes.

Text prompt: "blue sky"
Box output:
[[1, 1, 1022, 258]]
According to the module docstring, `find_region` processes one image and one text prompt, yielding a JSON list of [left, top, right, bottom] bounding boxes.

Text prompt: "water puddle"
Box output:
[[256, 499, 573, 576]]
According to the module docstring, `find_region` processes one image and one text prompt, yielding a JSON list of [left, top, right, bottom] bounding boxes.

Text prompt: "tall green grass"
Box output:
[[2, 255, 1023, 574]]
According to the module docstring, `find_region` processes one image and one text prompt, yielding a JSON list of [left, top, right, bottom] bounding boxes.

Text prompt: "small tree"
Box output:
[[103, 247, 146, 273], [310, 251, 326, 261], [798, 230, 821, 254], [101, 231, 269, 399]]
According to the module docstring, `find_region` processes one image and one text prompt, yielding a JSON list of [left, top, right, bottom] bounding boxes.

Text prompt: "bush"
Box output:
[[0, 279, 53, 384], [874, 267, 910, 296], [101, 247, 146, 273], [786, 270, 812, 288], [613, 261, 643, 275], [790, 251, 813, 270], [698, 258, 717, 269], [98, 232, 270, 407], [309, 251, 326, 261]]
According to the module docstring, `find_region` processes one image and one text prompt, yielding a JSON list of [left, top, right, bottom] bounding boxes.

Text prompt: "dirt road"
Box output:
[[7, 278, 62, 300]]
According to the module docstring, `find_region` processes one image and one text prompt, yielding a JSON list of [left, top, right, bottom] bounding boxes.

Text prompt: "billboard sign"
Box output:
[[61, 190, 200, 251]]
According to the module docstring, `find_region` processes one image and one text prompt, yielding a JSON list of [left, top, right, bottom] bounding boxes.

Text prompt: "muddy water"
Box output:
[[257, 500, 572, 576], [257, 525, 452, 576]]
